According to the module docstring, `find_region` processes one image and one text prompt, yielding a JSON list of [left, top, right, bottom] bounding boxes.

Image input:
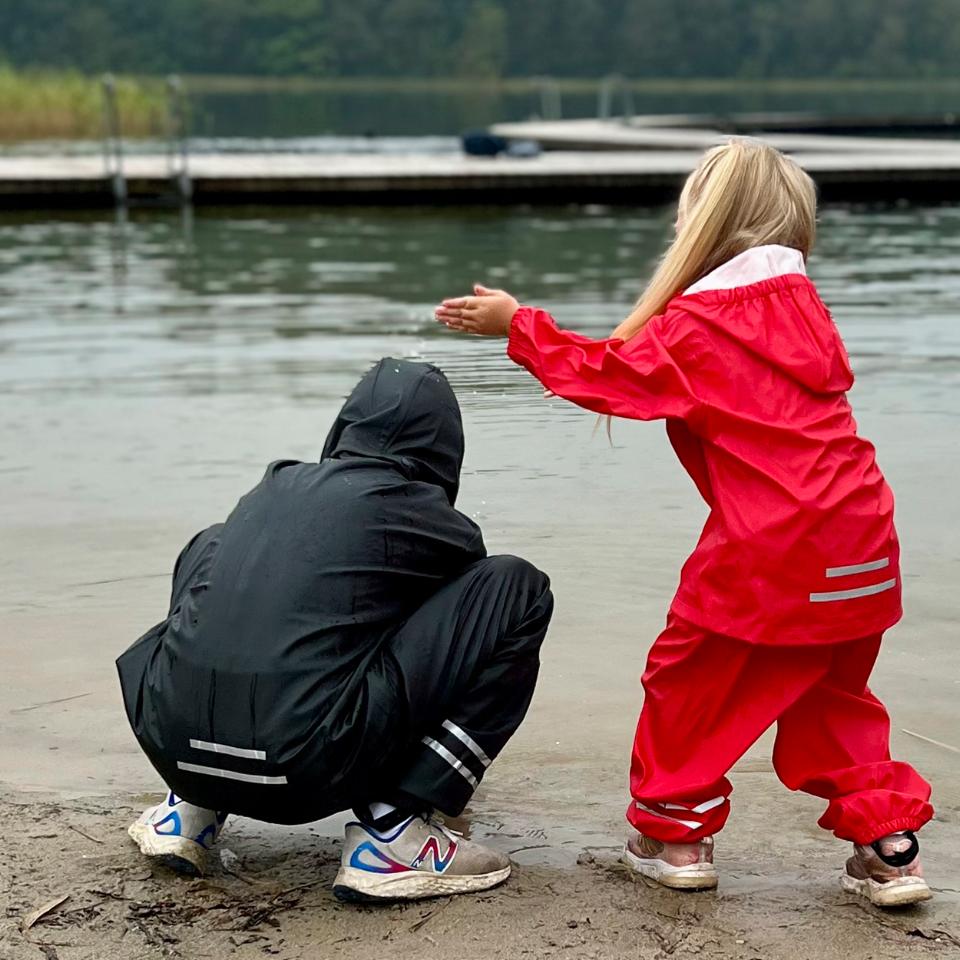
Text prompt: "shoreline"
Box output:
[[5, 71, 960, 146], [182, 75, 960, 95], [2, 786, 958, 960]]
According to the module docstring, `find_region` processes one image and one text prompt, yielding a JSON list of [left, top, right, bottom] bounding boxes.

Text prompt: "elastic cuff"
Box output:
[[853, 816, 930, 846], [626, 801, 727, 844], [506, 305, 539, 369], [632, 822, 717, 844]]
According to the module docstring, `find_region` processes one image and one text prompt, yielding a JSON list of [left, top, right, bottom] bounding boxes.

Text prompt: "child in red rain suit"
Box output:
[[436, 139, 933, 907]]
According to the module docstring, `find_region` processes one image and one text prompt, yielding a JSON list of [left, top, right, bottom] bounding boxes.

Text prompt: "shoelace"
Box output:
[[422, 812, 464, 840]]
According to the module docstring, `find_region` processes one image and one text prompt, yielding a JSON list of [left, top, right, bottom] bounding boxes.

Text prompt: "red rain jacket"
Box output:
[[507, 265, 901, 645]]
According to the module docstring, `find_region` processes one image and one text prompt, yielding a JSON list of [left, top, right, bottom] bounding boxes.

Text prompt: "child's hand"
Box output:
[[435, 284, 519, 337]]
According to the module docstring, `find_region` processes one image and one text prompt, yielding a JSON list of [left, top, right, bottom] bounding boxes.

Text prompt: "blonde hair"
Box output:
[[611, 138, 817, 341]]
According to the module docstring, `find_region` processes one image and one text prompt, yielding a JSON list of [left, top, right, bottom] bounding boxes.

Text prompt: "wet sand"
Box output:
[[2, 207, 959, 957], [2, 791, 959, 960]]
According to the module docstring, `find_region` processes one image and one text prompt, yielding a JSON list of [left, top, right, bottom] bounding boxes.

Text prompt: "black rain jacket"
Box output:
[[117, 359, 486, 823]]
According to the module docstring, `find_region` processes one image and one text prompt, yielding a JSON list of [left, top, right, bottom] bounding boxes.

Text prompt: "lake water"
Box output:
[[1, 202, 958, 876]]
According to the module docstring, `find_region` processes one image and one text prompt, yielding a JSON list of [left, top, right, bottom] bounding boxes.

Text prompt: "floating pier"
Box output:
[[488, 118, 960, 155], [3, 121, 960, 209], [617, 111, 960, 137]]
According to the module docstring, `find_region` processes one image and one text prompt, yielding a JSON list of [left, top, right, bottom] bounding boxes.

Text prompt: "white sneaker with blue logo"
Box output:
[[333, 814, 511, 902], [128, 791, 227, 875]]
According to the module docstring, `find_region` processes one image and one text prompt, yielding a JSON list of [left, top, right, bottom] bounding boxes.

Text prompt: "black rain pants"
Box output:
[[375, 553, 553, 816], [140, 530, 553, 821]]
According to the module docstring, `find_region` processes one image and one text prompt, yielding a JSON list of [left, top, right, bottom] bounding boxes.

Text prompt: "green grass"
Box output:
[[0, 67, 168, 142]]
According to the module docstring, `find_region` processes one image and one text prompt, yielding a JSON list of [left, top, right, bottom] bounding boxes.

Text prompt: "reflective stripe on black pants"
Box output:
[[377, 555, 553, 816]]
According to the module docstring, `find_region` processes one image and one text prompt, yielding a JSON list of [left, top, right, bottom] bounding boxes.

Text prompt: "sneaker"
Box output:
[[128, 791, 227, 876], [622, 833, 718, 890], [333, 814, 511, 902], [841, 831, 932, 907]]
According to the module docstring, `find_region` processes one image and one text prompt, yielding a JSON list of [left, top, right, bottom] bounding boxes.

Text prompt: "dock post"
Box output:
[[100, 74, 126, 206], [598, 76, 615, 120], [165, 75, 192, 203]]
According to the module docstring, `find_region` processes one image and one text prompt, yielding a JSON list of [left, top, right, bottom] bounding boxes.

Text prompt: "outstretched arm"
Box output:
[[436, 287, 699, 422]]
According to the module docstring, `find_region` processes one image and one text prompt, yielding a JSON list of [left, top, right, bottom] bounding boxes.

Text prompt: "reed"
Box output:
[[0, 67, 168, 142]]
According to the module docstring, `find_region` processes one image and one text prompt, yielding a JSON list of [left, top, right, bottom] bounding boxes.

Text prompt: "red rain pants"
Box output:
[[627, 614, 933, 846]]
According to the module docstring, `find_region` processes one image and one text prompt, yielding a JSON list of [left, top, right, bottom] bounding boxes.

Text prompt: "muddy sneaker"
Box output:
[[622, 833, 718, 890], [841, 831, 931, 907], [333, 814, 511, 902], [128, 791, 227, 876]]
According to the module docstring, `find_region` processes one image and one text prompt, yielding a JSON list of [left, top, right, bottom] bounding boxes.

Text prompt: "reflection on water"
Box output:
[[1, 204, 960, 404]]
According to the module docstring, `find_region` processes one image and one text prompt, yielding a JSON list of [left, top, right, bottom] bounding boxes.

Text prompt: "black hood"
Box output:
[[321, 358, 465, 503]]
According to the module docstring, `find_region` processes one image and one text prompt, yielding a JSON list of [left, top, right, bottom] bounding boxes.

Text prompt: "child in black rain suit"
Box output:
[[117, 358, 553, 902]]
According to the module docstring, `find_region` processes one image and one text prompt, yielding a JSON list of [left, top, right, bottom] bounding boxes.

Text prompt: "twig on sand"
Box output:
[[222, 867, 256, 886], [11, 693, 92, 713], [409, 910, 436, 932], [270, 879, 324, 898], [212, 880, 322, 933], [901, 729, 960, 755], [88, 887, 131, 902], [508, 843, 551, 855], [908, 928, 960, 947], [22, 894, 70, 930], [218, 850, 256, 886], [409, 896, 451, 932], [66, 823, 104, 844], [66, 573, 168, 587]]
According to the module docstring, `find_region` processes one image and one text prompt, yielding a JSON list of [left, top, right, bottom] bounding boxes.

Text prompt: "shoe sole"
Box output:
[[840, 873, 932, 907], [332, 863, 511, 902], [621, 844, 718, 891], [128, 821, 207, 876]]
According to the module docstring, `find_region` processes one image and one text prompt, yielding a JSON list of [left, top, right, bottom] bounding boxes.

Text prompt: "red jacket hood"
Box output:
[[672, 270, 854, 396]]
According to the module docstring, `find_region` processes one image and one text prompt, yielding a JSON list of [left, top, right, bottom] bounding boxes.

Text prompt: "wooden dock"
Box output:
[[518, 111, 960, 137], [3, 141, 960, 209], [489, 118, 960, 155]]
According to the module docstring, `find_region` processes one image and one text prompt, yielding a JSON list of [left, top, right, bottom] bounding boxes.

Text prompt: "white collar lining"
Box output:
[[683, 245, 806, 296]]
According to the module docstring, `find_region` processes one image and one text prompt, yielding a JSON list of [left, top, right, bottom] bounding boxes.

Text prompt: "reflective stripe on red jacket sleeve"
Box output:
[[506, 306, 699, 421]]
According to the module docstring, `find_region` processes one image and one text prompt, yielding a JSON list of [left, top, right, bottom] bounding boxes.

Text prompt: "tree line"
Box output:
[[1, 0, 957, 80]]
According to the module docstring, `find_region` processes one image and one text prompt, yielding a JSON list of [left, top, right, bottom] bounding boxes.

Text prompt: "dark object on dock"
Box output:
[[462, 131, 509, 157], [462, 131, 542, 159]]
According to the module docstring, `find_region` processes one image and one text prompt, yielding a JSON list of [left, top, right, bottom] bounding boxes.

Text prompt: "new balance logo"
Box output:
[[412, 835, 458, 873]]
